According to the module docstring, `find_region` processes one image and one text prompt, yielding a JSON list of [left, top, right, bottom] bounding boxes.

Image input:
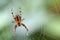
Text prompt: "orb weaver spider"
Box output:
[[11, 9, 28, 36]]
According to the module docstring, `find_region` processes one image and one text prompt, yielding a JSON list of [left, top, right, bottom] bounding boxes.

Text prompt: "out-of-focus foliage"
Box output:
[[45, 0, 60, 15], [0, 25, 13, 40]]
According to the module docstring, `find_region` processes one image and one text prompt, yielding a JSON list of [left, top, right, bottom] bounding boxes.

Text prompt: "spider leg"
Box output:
[[12, 21, 15, 23], [11, 10, 14, 17], [21, 23, 28, 31], [13, 24, 17, 37], [22, 18, 25, 21]]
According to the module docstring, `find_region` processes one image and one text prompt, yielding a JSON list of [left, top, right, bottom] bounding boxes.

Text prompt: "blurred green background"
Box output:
[[0, 0, 60, 40]]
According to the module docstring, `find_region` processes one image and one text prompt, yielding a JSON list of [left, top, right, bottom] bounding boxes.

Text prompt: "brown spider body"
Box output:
[[14, 14, 21, 26]]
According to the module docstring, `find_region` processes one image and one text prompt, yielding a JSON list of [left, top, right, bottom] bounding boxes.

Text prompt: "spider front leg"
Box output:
[[22, 18, 25, 21], [12, 21, 15, 23], [13, 25, 17, 37], [21, 23, 28, 31]]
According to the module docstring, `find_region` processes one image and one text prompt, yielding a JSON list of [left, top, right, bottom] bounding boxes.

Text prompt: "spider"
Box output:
[[11, 9, 28, 36]]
